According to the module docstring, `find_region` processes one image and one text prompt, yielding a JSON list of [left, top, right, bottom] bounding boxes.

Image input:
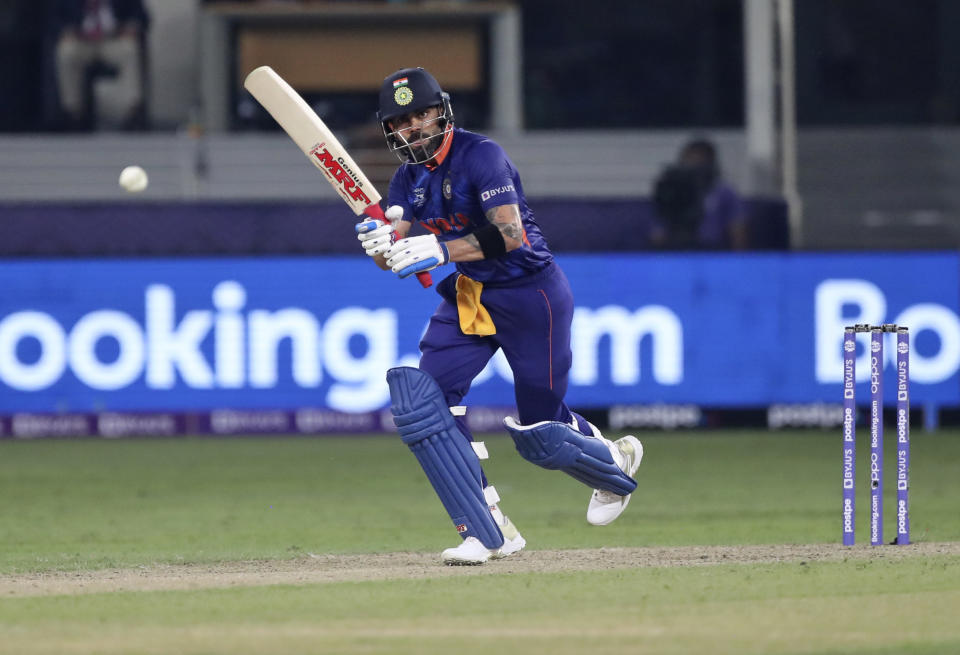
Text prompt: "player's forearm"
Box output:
[[445, 205, 523, 262], [445, 234, 486, 262]]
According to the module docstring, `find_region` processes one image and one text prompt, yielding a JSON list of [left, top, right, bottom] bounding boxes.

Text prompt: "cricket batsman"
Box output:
[[356, 68, 644, 565]]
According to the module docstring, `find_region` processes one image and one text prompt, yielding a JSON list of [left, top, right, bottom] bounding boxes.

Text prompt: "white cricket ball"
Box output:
[[119, 165, 149, 193]]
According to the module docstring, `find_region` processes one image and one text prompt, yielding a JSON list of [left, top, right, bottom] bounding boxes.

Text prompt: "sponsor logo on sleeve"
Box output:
[[480, 184, 515, 202]]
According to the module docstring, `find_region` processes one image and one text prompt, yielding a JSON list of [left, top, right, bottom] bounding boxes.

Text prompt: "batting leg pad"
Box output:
[[504, 417, 637, 495], [387, 366, 504, 550]]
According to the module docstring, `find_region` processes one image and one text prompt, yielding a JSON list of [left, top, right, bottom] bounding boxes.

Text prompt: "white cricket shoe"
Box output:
[[441, 527, 526, 566], [490, 516, 526, 560], [586, 435, 644, 526]]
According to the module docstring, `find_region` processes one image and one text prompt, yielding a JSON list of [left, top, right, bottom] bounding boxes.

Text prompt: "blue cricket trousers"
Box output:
[[419, 262, 588, 435]]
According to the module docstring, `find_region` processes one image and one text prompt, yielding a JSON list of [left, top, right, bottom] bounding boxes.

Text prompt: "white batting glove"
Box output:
[[355, 206, 404, 257], [385, 234, 450, 279]]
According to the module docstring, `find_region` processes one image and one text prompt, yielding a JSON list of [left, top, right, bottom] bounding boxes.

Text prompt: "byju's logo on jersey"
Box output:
[[480, 184, 515, 202], [413, 187, 425, 207]]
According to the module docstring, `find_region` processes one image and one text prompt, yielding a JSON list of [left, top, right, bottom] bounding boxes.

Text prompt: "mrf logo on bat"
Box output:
[[309, 142, 372, 205]]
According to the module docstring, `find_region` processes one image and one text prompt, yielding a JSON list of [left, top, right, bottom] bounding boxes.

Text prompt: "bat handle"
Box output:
[[364, 204, 433, 288]]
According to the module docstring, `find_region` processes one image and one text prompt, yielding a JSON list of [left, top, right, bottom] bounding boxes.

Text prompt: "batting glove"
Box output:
[[385, 234, 450, 279], [355, 205, 404, 257]]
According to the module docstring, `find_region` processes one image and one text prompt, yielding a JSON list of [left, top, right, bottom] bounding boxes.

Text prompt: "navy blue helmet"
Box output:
[[378, 67, 454, 164]]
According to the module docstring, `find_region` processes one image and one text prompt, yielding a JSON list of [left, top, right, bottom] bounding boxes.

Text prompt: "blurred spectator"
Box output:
[[650, 138, 747, 250], [53, 0, 150, 130]]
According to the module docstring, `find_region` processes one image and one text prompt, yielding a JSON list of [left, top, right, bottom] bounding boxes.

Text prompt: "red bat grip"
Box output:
[[364, 204, 432, 288]]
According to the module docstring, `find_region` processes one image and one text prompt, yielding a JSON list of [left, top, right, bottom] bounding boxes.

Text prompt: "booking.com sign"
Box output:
[[0, 254, 957, 412]]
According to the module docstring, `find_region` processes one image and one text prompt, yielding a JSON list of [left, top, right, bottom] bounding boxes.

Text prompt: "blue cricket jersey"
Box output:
[[387, 128, 553, 284]]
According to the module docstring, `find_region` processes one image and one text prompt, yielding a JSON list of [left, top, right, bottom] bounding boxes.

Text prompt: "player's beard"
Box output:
[[408, 131, 442, 162]]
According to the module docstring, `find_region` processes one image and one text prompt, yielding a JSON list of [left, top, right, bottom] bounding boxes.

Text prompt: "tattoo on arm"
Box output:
[[461, 232, 481, 252], [444, 204, 522, 263], [486, 205, 523, 249]]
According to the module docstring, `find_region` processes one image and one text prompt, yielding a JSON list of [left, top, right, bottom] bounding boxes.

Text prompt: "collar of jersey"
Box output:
[[425, 127, 454, 171]]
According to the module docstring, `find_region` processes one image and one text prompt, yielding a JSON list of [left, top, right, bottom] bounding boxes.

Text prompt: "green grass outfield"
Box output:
[[1, 430, 959, 654]]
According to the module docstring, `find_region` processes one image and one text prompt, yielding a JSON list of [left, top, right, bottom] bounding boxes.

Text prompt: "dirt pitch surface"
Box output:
[[4, 542, 959, 598]]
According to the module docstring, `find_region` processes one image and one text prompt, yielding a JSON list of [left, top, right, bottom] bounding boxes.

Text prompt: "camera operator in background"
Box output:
[[651, 138, 748, 250]]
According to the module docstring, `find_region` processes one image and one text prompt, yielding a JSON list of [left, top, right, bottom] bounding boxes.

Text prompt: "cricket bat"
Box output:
[[243, 65, 431, 288]]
